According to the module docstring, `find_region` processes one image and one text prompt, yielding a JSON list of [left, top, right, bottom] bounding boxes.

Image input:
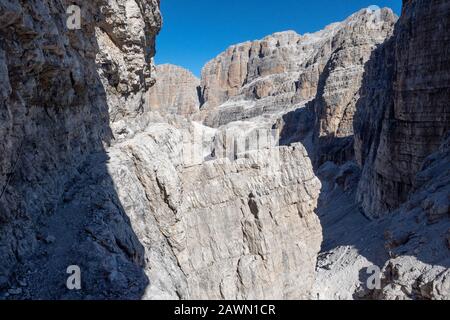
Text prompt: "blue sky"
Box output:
[[155, 0, 402, 77]]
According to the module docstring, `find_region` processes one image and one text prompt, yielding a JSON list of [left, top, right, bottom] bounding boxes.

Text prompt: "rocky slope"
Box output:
[[313, 134, 450, 300]]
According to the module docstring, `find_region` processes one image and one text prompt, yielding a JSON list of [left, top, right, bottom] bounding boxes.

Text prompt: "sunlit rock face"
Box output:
[[198, 9, 397, 130], [312, 8, 397, 166], [108, 128, 323, 299], [148, 64, 201, 116]]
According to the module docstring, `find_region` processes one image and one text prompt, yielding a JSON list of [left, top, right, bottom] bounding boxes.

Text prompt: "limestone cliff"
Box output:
[[0, 0, 448, 301], [148, 64, 201, 116], [191, 2, 449, 300], [0, 0, 323, 299], [354, 0, 450, 217], [313, 0, 450, 299], [108, 129, 322, 299], [199, 9, 397, 130], [0, 0, 162, 298], [312, 8, 396, 165]]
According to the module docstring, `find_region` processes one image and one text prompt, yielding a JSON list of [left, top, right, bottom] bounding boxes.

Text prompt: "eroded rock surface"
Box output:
[[0, 0, 323, 300], [312, 8, 396, 165], [313, 0, 450, 300], [109, 128, 322, 299], [0, 0, 162, 298], [148, 64, 201, 116], [198, 9, 397, 130], [0, 0, 448, 301], [313, 135, 450, 300], [355, 0, 450, 217]]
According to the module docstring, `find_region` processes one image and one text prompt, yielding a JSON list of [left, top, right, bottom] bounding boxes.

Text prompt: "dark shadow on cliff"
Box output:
[[279, 56, 355, 168], [0, 15, 150, 299]]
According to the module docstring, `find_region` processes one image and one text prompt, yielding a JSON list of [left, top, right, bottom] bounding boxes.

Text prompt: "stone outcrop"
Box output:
[[354, 0, 450, 217], [198, 28, 338, 127], [148, 64, 201, 116], [350, 0, 450, 297], [191, 1, 448, 300], [200, 31, 307, 110], [374, 134, 450, 300], [312, 8, 396, 165], [313, 134, 450, 300], [312, 0, 450, 300]]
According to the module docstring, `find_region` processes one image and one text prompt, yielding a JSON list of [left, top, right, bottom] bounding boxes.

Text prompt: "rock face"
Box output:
[[198, 29, 336, 127], [200, 31, 307, 110], [354, 0, 450, 217], [312, 0, 450, 300], [0, 0, 323, 299], [313, 135, 450, 300], [148, 64, 201, 116], [0, 0, 162, 298], [198, 9, 397, 129], [0, 0, 448, 301], [108, 128, 322, 299], [312, 8, 396, 165], [374, 134, 450, 300]]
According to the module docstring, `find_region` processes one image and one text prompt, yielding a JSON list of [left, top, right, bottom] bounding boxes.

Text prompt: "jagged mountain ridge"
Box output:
[[198, 8, 397, 129]]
